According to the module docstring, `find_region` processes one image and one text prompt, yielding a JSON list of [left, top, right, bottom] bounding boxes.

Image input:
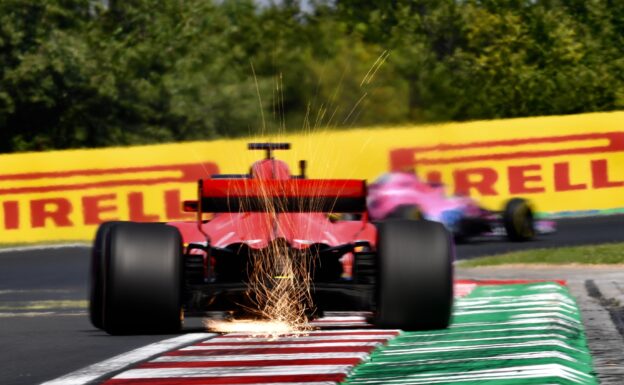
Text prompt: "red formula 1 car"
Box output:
[[89, 143, 453, 335]]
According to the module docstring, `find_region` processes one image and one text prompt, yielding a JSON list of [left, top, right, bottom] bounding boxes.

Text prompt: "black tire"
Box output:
[[89, 221, 123, 329], [503, 198, 535, 242], [387, 204, 423, 220], [102, 222, 183, 335], [374, 220, 453, 330]]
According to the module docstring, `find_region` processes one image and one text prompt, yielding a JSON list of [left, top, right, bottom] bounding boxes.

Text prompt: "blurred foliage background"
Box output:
[[0, 0, 622, 152]]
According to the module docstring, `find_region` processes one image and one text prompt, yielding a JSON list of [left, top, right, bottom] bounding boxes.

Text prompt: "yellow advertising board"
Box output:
[[0, 111, 623, 244]]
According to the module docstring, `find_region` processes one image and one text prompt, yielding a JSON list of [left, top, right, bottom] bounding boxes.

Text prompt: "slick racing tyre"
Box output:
[[89, 221, 123, 330], [503, 198, 535, 242], [101, 222, 183, 335], [387, 204, 423, 220], [374, 219, 453, 330]]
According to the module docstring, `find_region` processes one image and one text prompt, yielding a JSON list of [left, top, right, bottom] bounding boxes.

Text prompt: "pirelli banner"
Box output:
[[0, 111, 623, 244]]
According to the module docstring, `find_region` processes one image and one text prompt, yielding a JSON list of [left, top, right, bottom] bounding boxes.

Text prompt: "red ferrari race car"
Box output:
[[89, 143, 453, 335]]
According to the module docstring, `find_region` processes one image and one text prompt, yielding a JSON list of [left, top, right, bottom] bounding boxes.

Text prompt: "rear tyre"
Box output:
[[102, 222, 183, 335], [89, 221, 122, 329], [503, 198, 535, 242], [375, 220, 453, 330], [387, 204, 423, 220]]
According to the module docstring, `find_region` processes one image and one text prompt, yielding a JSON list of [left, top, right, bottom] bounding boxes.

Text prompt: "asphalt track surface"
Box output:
[[1, 214, 623, 385]]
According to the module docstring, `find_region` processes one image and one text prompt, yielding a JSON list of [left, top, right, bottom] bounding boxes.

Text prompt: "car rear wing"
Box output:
[[184, 179, 367, 213]]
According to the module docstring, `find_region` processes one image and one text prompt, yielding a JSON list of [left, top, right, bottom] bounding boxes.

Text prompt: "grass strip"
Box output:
[[458, 243, 624, 267]]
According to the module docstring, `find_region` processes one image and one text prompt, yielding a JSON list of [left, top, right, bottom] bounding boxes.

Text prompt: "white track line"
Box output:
[[0, 311, 86, 318], [212, 335, 393, 342], [115, 365, 353, 379], [152, 352, 370, 362], [40, 333, 215, 385], [224, 329, 398, 337], [0, 243, 89, 254], [182, 341, 382, 350]]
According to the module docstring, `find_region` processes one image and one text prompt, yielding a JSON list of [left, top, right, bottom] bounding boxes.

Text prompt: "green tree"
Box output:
[[0, 0, 95, 151], [0, 0, 622, 153]]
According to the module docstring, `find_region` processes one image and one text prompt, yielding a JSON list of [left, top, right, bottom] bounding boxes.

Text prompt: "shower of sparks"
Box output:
[[204, 318, 309, 337], [242, 188, 317, 332], [201, 50, 391, 336]]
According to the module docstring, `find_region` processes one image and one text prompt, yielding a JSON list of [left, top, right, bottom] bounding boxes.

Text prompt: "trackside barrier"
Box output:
[[0, 111, 622, 244]]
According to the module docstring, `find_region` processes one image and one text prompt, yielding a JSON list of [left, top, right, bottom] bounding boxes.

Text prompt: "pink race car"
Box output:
[[367, 172, 555, 242]]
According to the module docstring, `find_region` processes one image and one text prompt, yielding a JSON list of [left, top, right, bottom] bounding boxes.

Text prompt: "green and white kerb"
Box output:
[[344, 282, 598, 385]]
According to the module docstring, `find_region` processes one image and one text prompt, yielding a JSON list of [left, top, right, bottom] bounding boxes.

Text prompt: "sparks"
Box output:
[[204, 319, 310, 337]]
